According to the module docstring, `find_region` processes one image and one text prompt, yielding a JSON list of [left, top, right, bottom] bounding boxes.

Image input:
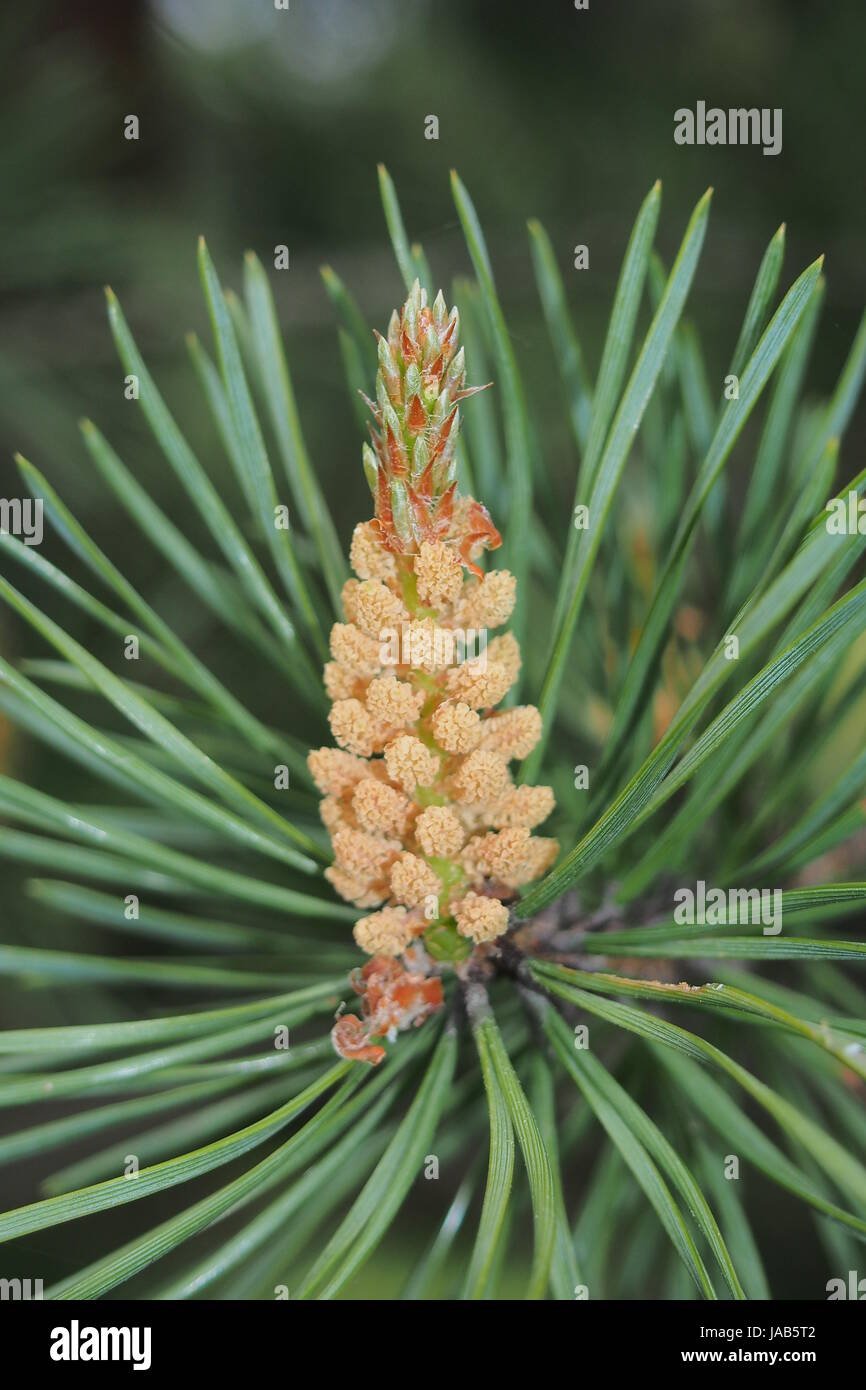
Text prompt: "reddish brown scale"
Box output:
[[406, 394, 427, 432], [458, 501, 502, 576], [415, 455, 436, 499], [454, 383, 492, 403], [408, 486, 432, 534], [435, 480, 457, 532], [386, 425, 408, 477], [431, 407, 458, 462], [373, 470, 397, 553]]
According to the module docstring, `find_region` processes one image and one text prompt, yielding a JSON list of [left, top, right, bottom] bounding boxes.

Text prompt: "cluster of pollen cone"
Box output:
[[308, 280, 558, 1063]]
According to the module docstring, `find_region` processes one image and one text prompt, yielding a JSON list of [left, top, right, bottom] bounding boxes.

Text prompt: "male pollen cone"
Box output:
[[308, 281, 557, 1064]]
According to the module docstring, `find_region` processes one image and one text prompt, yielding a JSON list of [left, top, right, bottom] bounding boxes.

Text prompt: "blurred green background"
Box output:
[[1, 0, 865, 1297]]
